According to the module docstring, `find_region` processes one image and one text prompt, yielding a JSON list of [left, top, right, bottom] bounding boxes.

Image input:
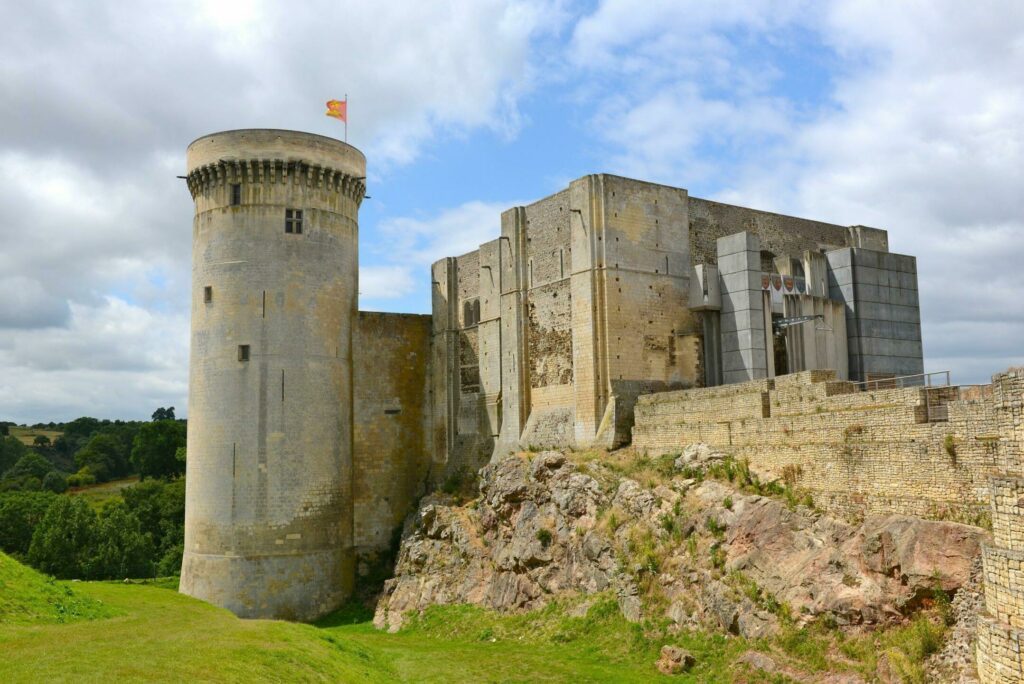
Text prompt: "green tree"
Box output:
[[131, 421, 187, 480], [122, 478, 185, 574], [151, 407, 176, 421], [74, 433, 124, 482], [0, 491, 56, 556], [32, 435, 51, 447], [89, 502, 155, 579], [6, 452, 53, 481], [0, 435, 28, 477], [41, 471, 68, 494], [27, 497, 98, 578]]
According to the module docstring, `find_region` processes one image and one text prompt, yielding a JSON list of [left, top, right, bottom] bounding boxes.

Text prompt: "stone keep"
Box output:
[[179, 130, 366, 621]]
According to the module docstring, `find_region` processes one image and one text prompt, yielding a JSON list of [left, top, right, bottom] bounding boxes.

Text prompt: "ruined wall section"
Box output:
[[352, 312, 432, 561], [634, 370, 1012, 522], [451, 250, 490, 470], [687, 197, 883, 266], [598, 176, 699, 447], [521, 191, 575, 448]]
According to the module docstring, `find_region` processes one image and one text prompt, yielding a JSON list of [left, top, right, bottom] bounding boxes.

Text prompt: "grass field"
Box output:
[[0, 551, 776, 683], [8, 426, 63, 447], [0, 551, 947, 683], [67, 476, 141, 510]]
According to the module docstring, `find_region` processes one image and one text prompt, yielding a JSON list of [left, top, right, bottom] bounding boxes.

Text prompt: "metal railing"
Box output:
[[851, 370, 955, 422], [851, 370, 951, 392]]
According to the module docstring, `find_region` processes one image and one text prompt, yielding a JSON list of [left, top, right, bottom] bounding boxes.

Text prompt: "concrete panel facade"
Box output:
[[717, 232, 768, 384], [827, 248, 924, 381]]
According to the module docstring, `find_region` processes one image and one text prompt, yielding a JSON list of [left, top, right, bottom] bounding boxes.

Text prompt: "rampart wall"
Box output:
[[634, 369, 1022, 522]]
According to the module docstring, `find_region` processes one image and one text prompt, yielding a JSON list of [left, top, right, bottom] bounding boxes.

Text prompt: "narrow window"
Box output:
[[204, 286, 213, 303], [559, 248, 565, 278], [473, 299, 481, 324], [230, 183, 241, 206], [285, 208, 303, 234], [238, 344, 250, 362]]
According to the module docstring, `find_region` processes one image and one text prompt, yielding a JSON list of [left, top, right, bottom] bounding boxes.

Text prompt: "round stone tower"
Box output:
[[179, 129, 365, 621]]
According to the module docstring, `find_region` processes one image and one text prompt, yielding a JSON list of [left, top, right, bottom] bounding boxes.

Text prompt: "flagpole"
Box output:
[[344, 93, 348, 143]]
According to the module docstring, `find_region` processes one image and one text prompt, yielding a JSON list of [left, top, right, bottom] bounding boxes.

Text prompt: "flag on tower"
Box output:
[[325, 99, 347, 122]]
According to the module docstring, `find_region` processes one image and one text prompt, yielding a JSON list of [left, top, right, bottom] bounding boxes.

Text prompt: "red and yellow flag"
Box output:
[[325, 99, 347, 122]]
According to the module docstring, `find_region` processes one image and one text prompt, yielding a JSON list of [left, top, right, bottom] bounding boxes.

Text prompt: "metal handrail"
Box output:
[[851, 370, 951, 392]]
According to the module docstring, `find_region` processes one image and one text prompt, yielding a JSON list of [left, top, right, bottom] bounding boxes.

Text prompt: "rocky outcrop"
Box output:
[[374, 452, 986, 638], [374, 453, 620, 631], [692, 480, 983, 627]]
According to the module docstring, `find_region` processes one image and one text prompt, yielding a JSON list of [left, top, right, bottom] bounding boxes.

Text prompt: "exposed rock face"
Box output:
[[374, 452, 985, 638], [693, 480, 983, 627], [374, 453, 620, 631]]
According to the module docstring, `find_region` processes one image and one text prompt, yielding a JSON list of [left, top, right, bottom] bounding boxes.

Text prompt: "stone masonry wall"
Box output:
[[977, 475, 1024, 683], [634, 369, 1014, 522], [688, 197, 866, 267], [976, 368, 1024, 683], [353, 312, 433, 560]]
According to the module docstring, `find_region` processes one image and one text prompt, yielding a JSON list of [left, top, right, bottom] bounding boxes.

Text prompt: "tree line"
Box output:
[[0, 408, 188, 579], [0, 408, 186, 493], [0, 478, 184, 579]]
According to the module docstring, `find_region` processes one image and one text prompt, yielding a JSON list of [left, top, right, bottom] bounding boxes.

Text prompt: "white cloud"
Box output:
[[0, 0, 563, 421], [359, 266, 417, 303], [0, 297, 188, 422], [360, 199, 521, 310]]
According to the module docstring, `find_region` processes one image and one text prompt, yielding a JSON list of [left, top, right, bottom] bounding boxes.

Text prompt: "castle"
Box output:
[[177, 130, 1020, 681]]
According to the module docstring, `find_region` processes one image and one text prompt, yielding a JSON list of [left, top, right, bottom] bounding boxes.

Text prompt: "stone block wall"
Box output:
[[977, 475, 1024, 683], [634, 369, 1015, 522], [353, 312, 433, 559]]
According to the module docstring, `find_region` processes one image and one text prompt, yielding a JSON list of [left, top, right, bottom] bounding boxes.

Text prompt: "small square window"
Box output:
[[230, 184, 241, 206], [203, 286, 213, 303], [238, 345, 250, 362], [285, 208, 303, 234]]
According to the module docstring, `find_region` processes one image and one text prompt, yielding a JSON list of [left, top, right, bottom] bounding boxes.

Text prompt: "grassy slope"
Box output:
[[0, 553, 114, 625], [0, 550, 776, 684], [1, 583, 755, 683]]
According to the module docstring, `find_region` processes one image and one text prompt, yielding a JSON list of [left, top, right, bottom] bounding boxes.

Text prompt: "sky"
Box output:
[[1, 0, 1022, 423]]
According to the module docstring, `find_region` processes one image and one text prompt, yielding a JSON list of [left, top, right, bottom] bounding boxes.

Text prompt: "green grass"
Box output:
[[0, 583, 762, 683], [0, 550, 785, 683], [0, 552, 115, 625], [0, 549, 947, 683], [68, 476, 140, 511]]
